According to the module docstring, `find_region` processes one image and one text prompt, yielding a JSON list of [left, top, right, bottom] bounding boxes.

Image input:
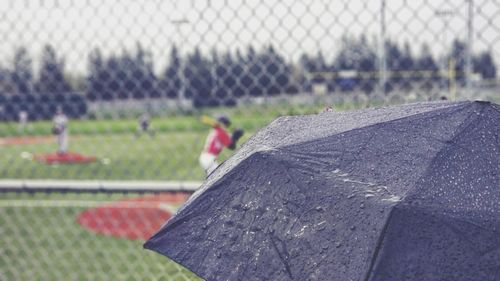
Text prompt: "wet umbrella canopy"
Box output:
[[145, 101, 499, 281]]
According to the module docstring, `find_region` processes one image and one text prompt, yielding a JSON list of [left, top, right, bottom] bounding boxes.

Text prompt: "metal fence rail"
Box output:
[[1, 0, 499, 280]]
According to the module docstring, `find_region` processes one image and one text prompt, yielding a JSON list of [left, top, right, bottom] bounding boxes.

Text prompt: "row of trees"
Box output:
[[0, 45, 84, 120], [86, 44, 295, 107], [0, 36, 497, 108], [301, 36, 497, 92], [0, 45, 72, 96]]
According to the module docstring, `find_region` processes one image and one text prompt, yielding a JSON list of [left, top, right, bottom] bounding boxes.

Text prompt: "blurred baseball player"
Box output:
[[322, 106, 334, 113], [52, 107, 69, 154], [199, 114, 244, 175], [136, 113, 155, 137], [18, 110, 29, 133]]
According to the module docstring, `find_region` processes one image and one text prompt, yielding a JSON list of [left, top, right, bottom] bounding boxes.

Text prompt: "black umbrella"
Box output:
[[145, 101, 499, 281]]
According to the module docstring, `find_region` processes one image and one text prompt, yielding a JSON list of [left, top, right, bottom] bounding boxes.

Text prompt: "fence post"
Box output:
[[378, 0, 387, 98], [466, 0, 474, 98], [449, 58, 457, 100]]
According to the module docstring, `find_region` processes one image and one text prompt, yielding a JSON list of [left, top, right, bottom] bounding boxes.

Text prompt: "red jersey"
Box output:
[[203, 126, 232, 156]]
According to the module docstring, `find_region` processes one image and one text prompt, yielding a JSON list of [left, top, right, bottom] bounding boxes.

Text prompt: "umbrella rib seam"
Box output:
[[363, 207, 396, 281], [403, 104, 485, 200]]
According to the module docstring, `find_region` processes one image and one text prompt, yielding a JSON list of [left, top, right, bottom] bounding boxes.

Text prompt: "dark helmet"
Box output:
[[216, 114, 231, 127]]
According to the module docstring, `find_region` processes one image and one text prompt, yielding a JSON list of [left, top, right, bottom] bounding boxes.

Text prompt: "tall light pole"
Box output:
[[171, 18, 190, 111], [378, 0, 387, 99], [435, 9, 456, 99], [465, 0, 474, 98]]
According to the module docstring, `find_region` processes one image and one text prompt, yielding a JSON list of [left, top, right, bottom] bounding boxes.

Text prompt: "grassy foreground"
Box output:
[[0, 104, 334, 280], [0, 192, 200, 281]]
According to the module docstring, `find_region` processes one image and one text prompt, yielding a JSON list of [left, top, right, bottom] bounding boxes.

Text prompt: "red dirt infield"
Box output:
[[0, 136, 54, 146], [34, 152, 98, 164], [76, 192, 191, 240]]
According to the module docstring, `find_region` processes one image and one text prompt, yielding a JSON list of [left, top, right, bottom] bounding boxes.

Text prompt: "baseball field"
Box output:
[[0, 103, 341, 181], [0, 103, 340, 280], [0, 191, 202, 280]]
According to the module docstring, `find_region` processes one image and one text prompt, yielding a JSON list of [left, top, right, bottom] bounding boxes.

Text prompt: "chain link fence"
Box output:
[[1, 0, 499, 280]]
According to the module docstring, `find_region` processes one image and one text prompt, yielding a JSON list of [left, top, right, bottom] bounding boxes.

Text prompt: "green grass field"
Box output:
[[0, 103, 334, 181], [0, 104, 333, 279], [1, 132, 217, 181], [0, 102, 382, 280], [0, 102, 332, 137], [0, 191, 201, 281]]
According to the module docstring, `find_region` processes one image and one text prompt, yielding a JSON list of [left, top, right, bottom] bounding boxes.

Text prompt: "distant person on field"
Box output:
[[199, 114, 244, 175], [18, 110, 29, 133], [322, 106, 334, 113], [136, 113, 155, 137], [52, 107, 69, 154]]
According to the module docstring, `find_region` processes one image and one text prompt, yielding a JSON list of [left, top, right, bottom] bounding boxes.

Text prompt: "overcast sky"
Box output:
[[1, 0, 499, 75]]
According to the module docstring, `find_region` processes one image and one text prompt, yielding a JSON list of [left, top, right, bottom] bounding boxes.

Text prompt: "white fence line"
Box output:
[[0, 179, 201, 192]]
